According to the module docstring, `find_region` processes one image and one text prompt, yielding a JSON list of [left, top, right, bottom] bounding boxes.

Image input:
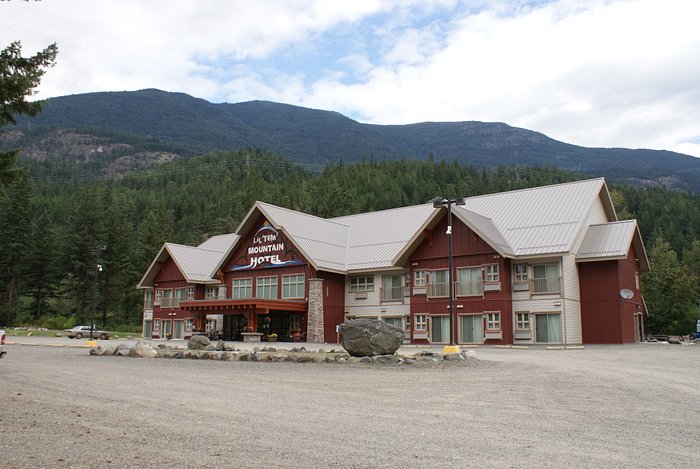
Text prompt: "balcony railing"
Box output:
[[455, 280, 484, 297], [143, 299, 154, 310], [380, 286, 404, 302], [530, 277, 562, 294], [159, 297, 180, 308], [427, 282, 449, 298]]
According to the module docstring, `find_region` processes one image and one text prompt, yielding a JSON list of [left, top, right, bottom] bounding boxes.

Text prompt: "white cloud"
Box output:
[[2, 0, 699, 157]]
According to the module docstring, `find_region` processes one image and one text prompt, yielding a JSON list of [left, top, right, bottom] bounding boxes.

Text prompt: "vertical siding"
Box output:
[[318, 271, 346, 343], [562, 253, 582, 344]]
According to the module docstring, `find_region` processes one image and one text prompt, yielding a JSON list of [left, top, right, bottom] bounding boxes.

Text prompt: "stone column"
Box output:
[[307, 278, 325, 343]]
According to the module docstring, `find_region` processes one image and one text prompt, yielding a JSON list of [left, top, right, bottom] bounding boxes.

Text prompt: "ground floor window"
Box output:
[[515, 312, 530, 330], [162, 320, 172, 338], [535, 313, 561, 343], [459, 315, 483, 343], [185, 319, 193, 332], [153, 319, 161, 334], [383, 316, 403, 331], [485, 312, 501, 331], [414, 314, 427, 331], [431, 316, 450, 343]]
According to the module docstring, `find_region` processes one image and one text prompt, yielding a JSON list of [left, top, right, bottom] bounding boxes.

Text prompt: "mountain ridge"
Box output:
[[3, 88, 699, 191]]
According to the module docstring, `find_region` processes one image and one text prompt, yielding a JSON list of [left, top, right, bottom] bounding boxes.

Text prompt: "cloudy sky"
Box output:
[[3, 0, 699, 157]]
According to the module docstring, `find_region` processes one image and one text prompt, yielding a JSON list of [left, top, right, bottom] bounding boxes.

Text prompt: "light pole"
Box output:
[[91, 245, 106, 340], [432, 197, 466, 352]]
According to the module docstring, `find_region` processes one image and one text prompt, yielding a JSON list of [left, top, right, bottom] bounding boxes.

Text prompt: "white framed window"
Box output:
[[155, 289, 163, 301], [205, 286, 218, 299], [350, 276, 374, 292], [456, 267, 483, 296], [186, 286, 194, 299], [185, 319, 193, 332], [256, 276, 278, 299], [515, 312, 530, 330], [175, 288, 187, 299], [381, 275, 403, 301], [484, 264, 500, 283], [282, 274, 305, 299], [415, 314, 427, 331], [414, 270, 427, 287], [531, 263, 561, 294], [144, 290, 153, 309], [428, 269, 449, 297], [289, 314, 301, 330], [514, 264, 528, 283], [153, 319, 161, 332], [485, 312, 501, 331], [232, 278, 253, 299]]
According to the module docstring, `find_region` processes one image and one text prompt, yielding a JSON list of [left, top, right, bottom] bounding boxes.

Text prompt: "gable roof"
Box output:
[[137, 234, 239, 288], [577, 220, 650, 271], [456, 178, 611, 257]]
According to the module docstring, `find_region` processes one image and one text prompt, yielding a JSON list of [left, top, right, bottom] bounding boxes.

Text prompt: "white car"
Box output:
[[0, 329, 6, 358], [63, 325, 110, 340]]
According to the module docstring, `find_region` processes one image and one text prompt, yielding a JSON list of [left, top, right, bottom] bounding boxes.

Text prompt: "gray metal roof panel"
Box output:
[[167, 243, 226, 282], [197, 233, 239, 252], [577, 221, 637, 260]]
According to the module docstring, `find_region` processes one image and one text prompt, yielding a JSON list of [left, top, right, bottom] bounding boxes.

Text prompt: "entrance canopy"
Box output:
[[180, 298, 308, 313]]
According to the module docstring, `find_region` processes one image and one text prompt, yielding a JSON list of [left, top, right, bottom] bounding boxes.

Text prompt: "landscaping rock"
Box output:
[[668, 337, 681, 344], [215, 341, 226, 351], [373, 355, 403, 365], [133, 341, 158, 358], [187, 335, 211, 350], [338, 318, 404, 357], [444, 353, 464, 361]]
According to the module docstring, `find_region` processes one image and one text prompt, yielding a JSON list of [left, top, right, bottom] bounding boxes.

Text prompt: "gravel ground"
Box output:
[[0, 339, 698, 469]]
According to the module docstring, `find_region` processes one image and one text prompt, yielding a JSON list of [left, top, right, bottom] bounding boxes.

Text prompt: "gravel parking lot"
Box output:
[[1, 339, 698, 468]]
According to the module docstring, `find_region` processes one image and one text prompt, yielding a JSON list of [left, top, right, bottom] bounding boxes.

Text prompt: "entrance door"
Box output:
[[223, 314, 247, 341], [430, 316, 450, 343], [162, 320, 172, 339], [173, 320, 184, 339], [459, 315, 483, 343], [535, 313, 561, 343], [143, 320, 152, 339]]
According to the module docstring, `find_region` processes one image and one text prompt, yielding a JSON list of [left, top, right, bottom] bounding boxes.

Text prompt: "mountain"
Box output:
[[2, 88, 699, 191]]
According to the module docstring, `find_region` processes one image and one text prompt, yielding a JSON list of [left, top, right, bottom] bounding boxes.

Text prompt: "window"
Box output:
[[514, 264, 528, 283], [383, 317, 403, 330], [535, 313, 561, 343], [485, 312, 501, 330], [155, 289, 163, 301], [415, 314, 427, 331], [232, 278, 253, 299], [350, 276, 374, 292], [175, 288, 187, 299], [185, 319, 193, 332], [153, 319, 161, 332], [414, 270, 427, 287], [635, 272, 640, 290], [160, 289, 173, 308], [256, 276, 278, 299], [186, 286, 194, 299], [532, 263, 561, 293], [144, 290, 153, 309], [289, 314, 301, 330], [205, 286, 218, 299], [515, 312, 530, 330], [382, 275, 403, 301], [428, 269, 449, 297], [282, 274, 305, 299], [484, 265, 500, 283], [457, 267, 483, 296]]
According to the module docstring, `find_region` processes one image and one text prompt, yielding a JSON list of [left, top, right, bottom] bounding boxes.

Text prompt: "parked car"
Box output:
[[63, 326, 110, 340], [0, 329, 6, 358]]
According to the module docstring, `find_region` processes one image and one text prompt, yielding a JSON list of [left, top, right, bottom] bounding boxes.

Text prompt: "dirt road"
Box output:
[[1, 341, 698, 468]]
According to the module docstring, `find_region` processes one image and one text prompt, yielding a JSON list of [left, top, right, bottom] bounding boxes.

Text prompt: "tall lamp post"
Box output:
[[91, 245, 106, 340], [432, 197, 466, 353]]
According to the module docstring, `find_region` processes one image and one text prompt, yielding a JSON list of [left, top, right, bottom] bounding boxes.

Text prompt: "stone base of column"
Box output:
[[307, 278, 325, 343]]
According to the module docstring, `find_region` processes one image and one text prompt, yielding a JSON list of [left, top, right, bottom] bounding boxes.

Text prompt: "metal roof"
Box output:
[[577, 220, 650, 271], [457, 178, 607, 257], [197, 233, 239, 252]]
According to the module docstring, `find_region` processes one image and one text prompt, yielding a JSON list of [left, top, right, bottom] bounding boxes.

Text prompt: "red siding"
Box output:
[[580, 247, 643, 344], [318, 271, 346, 343], [408, 215, 513, 344]]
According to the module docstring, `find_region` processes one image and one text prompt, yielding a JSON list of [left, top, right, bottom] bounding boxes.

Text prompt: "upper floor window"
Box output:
[[531, 263, 561, 294], [205, 286, 218, 299], [484, 265, 499, 283], [427, 270, 449, 297], [256, 276, 278, 299], [282, 274, 305, 299], [232, 278, 253, 299], [381, 275, 404, 301], [456, 267, 483, 296], [635, 272, 640, 290], [414, 270, 427, 287], [350, 276, 374, 292], [514, 264, 528, 283]]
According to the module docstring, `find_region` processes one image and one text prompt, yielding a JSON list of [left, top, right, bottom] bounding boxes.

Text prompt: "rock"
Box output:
[[373, 355, 403, 364], [296, 355, 317, 363], [55, 332, 63, 337], [338, 318, 404, 357], [117, 344, 131, 356], [133, 341, 158, 358], [214, 340, 225, 351], [204, 344, 216, 351], [188, 335, 211, 350], [668, 337, 681, 344], [444, 353, 464, 361]]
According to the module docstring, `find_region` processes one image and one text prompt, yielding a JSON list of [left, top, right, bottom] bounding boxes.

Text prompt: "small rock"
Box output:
[[444, 353, 464, 361], [668, 337, 681, 344]]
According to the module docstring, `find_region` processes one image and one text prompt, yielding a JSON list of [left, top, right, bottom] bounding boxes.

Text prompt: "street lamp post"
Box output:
[[91, 245, 106, 340], [432, 197, 466, 352]]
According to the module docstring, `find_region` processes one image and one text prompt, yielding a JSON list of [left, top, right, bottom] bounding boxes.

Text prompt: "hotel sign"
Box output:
[[231, 222, 302, 271]]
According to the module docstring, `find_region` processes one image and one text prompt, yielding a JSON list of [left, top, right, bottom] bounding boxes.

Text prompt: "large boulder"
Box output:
[[188, 335, 211, 350], [339, 318, 404, 357], [133, 341, 158, 358]]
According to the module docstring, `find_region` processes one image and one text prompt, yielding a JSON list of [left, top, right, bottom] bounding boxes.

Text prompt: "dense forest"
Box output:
[[1, 150, 699, 334]]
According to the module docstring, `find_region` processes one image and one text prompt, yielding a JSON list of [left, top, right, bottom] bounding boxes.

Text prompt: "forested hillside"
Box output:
[[0, 150, 698, 334], [3, 89, 700, 191]]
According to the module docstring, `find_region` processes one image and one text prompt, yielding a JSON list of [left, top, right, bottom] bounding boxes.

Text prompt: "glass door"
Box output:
[[459, 315, 483, 343], [430, 316, 450, 343], [535, 313, 561, 343]]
